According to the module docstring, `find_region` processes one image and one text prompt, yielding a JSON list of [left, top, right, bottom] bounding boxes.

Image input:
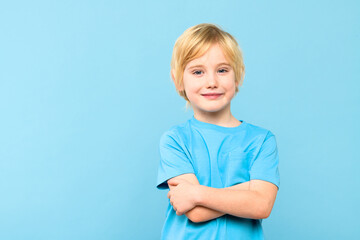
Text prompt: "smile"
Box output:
[[201, 93, 223, 99]]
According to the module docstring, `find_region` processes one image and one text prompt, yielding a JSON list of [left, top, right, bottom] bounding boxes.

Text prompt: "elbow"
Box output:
[[253, 200, 273, 219], [259, 208, 272, 219], [252, 208, 270, 220], [186, 212, 203, 223], [185, 208, 210, 223]]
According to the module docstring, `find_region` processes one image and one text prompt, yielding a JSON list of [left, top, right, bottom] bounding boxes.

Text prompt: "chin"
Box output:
[[200, 107, 226, 113]]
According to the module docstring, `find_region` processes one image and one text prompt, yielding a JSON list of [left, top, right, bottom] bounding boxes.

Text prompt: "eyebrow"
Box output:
[[187, 63, 231, 70]]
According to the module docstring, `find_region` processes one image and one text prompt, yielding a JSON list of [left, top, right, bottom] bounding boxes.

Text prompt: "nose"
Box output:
[[206, 72, 218, 88]]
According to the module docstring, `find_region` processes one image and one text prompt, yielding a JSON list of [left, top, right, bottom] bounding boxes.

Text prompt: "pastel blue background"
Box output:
[[0, 0, 359, 239]]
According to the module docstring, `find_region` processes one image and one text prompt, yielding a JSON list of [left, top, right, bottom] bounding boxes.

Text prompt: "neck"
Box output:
[[193, 110, 240, 128]]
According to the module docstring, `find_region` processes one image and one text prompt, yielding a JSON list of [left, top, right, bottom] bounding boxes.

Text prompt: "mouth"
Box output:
[[201, 93, 223, 99]]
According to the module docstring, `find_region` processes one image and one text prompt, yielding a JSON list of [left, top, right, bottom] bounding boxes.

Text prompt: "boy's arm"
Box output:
[[167, 174, 250, 223], [168, 174, 221, 222], [168, 177, 278, 220]]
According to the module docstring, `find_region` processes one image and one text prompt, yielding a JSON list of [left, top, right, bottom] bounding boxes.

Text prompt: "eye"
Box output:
[[192, 70, 203, 75], [218, 68, 228, 73]]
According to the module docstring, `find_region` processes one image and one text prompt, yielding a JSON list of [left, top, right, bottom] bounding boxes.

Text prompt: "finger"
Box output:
[[167, 191, 171, 199], [168, 180, 179, 186], [168, 178, 183, 186]]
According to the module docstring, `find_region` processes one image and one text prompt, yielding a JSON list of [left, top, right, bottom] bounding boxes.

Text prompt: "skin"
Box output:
[[169, 43, 278, 223], [172, 43, 240, 127]]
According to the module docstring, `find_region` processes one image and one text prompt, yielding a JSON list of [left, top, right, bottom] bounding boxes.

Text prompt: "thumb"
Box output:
[[168, 178, 180, 186]]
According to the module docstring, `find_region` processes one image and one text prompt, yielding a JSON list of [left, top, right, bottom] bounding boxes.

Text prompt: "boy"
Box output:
[[156, 23, 280, 240]]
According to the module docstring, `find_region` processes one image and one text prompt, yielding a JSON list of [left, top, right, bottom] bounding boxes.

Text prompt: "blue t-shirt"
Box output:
[[156, 115, 280, 240]]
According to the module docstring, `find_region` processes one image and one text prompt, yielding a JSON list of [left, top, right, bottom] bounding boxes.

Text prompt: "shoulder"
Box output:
[[159, 119, 192, 146], [241, 122, 278, 152], [244, 121, 275, 140]]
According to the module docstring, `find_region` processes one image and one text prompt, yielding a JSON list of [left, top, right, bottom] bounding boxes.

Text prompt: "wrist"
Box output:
[[194, 185, 204, 206]]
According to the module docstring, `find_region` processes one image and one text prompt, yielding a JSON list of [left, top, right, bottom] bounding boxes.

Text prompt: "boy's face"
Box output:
[[179, 43, 238, 117]]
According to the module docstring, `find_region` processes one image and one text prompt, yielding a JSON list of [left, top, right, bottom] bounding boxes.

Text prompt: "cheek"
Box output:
[[223, 80, 237, 96], [183, 77, 201, 92], [185, 85, 201, 98], [224, 79, 236, 90]]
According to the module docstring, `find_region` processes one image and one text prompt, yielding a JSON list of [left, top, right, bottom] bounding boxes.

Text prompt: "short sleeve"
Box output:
[[249, 131, 280, 188], [156, 131, 195, 190]]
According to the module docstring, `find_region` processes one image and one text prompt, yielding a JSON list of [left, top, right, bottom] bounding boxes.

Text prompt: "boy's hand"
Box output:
[[167, 178, 199, 216]]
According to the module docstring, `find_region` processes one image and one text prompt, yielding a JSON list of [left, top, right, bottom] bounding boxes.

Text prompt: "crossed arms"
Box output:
[[167, 173, 278, 223]]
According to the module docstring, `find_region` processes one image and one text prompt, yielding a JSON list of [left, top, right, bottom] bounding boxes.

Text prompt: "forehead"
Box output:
[[186, 44, 230, 67]]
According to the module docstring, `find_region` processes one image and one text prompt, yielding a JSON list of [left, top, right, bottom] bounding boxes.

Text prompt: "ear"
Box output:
[[171, 69, 176, 82], [171, 69, 184, 91]]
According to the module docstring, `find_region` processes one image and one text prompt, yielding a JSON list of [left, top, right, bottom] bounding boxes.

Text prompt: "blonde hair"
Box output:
[[170, 23, 245, 107]]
